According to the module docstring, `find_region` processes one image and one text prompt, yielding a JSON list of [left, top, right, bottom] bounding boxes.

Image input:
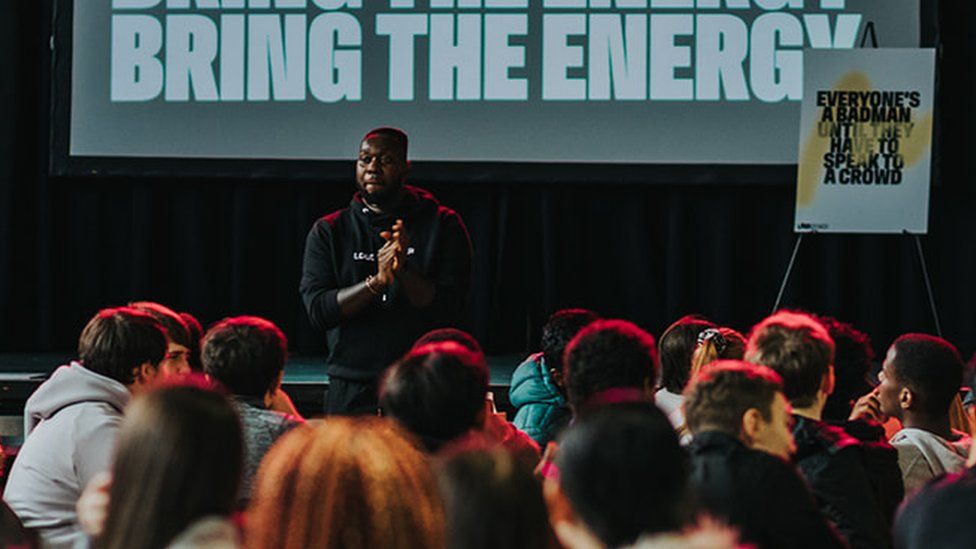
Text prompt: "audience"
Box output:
[[852, 334, 972, 495], [545, 402, 738, 549], [128, 301, 194, 376], [380, 340, 539, 463], [510, 309, 600, 447], [96, 380, 243, 549], [201, 316, 303, 506], [9, 301, 976, 549], [655, 315, 716, 423], [684, 360, 846, 549], [4, 307, 168, 549], [747, 311, 897, 549], [563, 319, 658, 416], [246, 417, 444, 549], [436, 442, 556, 549]]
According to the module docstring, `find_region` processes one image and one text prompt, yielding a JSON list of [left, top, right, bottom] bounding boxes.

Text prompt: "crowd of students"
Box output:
[[0, 301, 973, 548]]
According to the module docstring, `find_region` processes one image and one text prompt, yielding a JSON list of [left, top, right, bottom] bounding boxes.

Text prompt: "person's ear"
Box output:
[[129, 362, 158, 393], [474, 397, 488, 429], [822, 365, 836, 398], [741, 408, 763, 445], [264, 371, 285, 407], [900, 387, 914, 411]]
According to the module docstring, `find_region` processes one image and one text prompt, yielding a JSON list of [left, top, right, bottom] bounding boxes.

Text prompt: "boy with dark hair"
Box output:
[[684, 361, 845, 549], [818, 315, 876, 422], [510, 309, 599, 446], [655, 315, 716, 420], [4, 307, 168, 549], [129, 301, 194, 376], [201, 316, 303, 506], [854, 334, 971, 494], [543, 403, 739, 549], [381, 341, 538, 463], [747, 311, 898, 549], [562, 319, 657, 415]]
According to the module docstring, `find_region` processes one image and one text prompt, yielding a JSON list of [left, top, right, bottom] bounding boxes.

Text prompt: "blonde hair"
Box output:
[[246, 417, 445, 549], [689, 327, 746, 381]]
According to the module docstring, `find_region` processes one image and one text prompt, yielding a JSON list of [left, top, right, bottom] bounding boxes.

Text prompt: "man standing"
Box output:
[[300, 127, 472, 415]]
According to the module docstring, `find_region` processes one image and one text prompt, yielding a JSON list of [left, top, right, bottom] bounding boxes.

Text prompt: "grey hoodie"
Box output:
[[4, 361, 130, 549], [890, 427, 973, 495]]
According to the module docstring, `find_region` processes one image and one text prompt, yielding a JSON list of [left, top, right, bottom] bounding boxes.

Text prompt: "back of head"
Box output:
[[380, 341, 489, 451], [202, 316, 288, 399], [746, 311, 835, 409], [556, 403, 688, 547], [819, 316, 874, 421], [413, 328, 484, 359], [436, 444, 554, 549], [684, 360, 784, 437], [128, 301, 192, 349], [99, 379, 242, 549], [247, 417, 444, 549], [563, 320, 658, 413], [890, 334, 963, 419], [541, 309, 600, 373], [659, 315, 716, 394], [689, 327, 746, 379], [78, 307, 168, 385]]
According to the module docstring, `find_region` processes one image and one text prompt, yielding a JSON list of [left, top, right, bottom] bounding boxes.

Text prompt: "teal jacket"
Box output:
[[509, 353, 572, 447]]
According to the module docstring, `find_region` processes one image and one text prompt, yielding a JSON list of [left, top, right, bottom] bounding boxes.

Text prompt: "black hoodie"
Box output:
[[300, 185, 472, 380]]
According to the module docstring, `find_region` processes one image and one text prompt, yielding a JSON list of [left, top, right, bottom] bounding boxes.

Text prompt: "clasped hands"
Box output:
[[374, 218, 409, 289]]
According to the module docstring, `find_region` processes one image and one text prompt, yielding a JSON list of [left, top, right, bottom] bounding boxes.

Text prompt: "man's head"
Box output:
[[563, 320, 658, 414], [546, 403, 688, 548], [78, 307, 168, 393], [128, 301, 193, 376], [541, 309, 600, 391], [746, 311, 835, 412], [379, 341, 489, 452], [413, 328, 484, 359], [659, 315, 716, 394], [684, 360, 796, 460], [877, 334, 963, 423], [201, 316, 288, 400], [819, 316, 875, 422], [356, 127, 409, 208]]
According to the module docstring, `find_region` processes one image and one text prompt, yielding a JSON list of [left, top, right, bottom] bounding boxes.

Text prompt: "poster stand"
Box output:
[[771, 233, 943, 338]]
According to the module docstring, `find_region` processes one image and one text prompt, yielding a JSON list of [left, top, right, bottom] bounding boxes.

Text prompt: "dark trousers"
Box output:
[[324, 376, 379, 416]]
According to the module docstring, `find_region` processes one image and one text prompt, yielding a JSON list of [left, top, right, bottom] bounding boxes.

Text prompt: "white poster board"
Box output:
[[795, 49, 935, 234]]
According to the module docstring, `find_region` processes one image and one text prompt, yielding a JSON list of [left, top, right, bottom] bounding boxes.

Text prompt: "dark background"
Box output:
[[1, 2, 973, 367]]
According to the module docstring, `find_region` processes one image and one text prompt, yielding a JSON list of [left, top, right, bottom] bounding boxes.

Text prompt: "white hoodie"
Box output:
[[4, 361, 130, 549], [890, 427, 973, 495]]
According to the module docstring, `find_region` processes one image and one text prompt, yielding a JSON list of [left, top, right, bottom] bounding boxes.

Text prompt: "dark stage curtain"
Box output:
[[1, 1, 974, 365]]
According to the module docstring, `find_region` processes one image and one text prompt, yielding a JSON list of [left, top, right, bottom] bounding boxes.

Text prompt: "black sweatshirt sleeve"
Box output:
[[421, 210, 472, 323], [299, 219, 342, 331]]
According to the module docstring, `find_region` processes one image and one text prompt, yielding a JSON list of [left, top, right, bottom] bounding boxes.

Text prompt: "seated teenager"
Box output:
[[510, 309, 600, 447], [852, 334, 972, 495], [544, 402, 738, 549], [4, 307, 167, 549], [562, 319, 658, 417], [95, 379, 243, 549], [655, 315, 716, 422], [179, 311, 205, 372], [380, 341, 539, 463], [129, 301, 195, 376], [893, 449, 976, 549], [684, 361, 846, 549], [747, 311, 897, 549], [246, 417, 445, 549], [671, 326, 745, 440], [201, 316, 303, 506], [818, 316, 876, 423], [436, 442, 557, 549]]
